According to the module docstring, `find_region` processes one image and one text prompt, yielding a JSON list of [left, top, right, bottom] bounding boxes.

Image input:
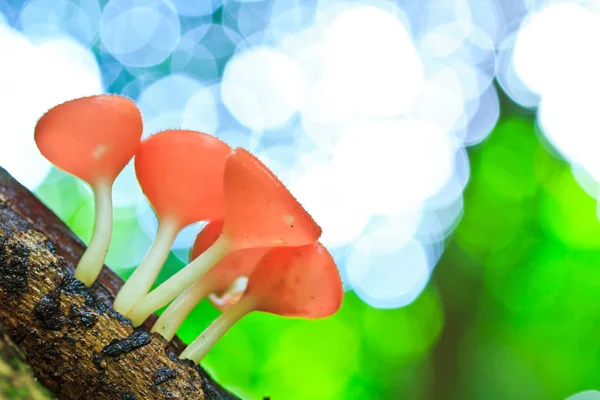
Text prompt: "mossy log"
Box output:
[[0, 166, 239, 400], [0, 322, 53, 399]]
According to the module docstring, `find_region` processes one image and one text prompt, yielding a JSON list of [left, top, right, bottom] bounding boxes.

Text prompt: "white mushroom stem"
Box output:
[[114, 218, 180, 315], [153, 276, 250, 341], [127, 235, 231, 326], [74, 180, 113, 287], [152, 279, 212, 341], [179, 295, 257, 363]]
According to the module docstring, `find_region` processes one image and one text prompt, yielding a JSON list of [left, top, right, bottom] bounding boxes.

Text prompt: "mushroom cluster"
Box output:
[[34, 95, 344, 364]]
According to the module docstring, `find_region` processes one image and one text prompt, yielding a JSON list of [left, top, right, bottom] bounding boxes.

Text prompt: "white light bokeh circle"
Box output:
[[303, 5, 424, 123], [268, 0, 314, 42], [508, 1, 600, 212], [362, 211, 424, 255], [182, 84, 221, 135], [409, 64, 468, 134], [565, 391, 600, 400], [138, 74, 219, 137], [513, 2, 600, 97], [221, 47, 304, 131], [170, 27, 218, 81], [19, 0, 102, 45], [346, 237, 431, 309], [538, 85, 600, 182], [256, 145, 303, 188], [419, 22, 470, 60], [214, 128, 262, 152], [222, 0, 273, 41], [462, 84, 500, 146], [101, 0, 181, 67], [496, 33, 540, 108], [0, 25, 102, 189], [292, 163, 372, 248], [201, 23, 245, 59], [330, 119, 455, 215], [511, 2, 600, 193], [170, 0, 221, 17], [464, 0, 502, 44], [241, 1, 499, 308], [419, 195, 464, 242]]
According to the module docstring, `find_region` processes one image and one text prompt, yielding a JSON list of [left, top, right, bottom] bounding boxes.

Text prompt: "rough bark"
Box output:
[[0, 322, 53, 399], [0, 166, 239, 400]]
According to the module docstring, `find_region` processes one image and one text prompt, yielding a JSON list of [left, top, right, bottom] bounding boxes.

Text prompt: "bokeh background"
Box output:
[[2, 0, 600, 398]]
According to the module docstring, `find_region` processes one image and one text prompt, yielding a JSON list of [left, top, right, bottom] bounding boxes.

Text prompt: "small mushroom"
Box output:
[[207, 276, 249, 312], [127, 148, 321, 326], [34, 95, 143, 286], [113, 129, 231, 315], [179, 242, 344, 363], [152, 220, 266, 340]]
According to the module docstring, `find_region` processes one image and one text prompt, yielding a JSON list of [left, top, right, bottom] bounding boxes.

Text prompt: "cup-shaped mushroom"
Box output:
[[34, 94, 143, 286], [126, 148, 321, 326], [179, 242, 343, 363], [114, 130, 231, 315], [151, 220, 266, 340], [223, 148, 323, 250]]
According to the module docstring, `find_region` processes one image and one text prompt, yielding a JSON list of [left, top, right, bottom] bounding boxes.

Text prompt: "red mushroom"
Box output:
[[127, 148, 321, 326], [113, 129, 231, 315], [178, 242, 344, 363], [152, 220, 266, 340], [34, 95, 143, 286]]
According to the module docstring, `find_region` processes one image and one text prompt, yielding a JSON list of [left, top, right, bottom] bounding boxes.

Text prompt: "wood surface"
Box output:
[[0, 166, 239, 400]]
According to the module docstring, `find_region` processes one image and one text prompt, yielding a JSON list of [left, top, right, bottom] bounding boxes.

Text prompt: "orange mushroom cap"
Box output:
[[222, 148, 322, 250], [190, 220, 266, 299], [34, 95, 143, 185], [135, 130, 231, 227], [246, 243, 343, 318]]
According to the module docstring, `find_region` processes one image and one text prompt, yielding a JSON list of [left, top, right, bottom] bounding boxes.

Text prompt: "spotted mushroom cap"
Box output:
[[246, 242, 343, 318]]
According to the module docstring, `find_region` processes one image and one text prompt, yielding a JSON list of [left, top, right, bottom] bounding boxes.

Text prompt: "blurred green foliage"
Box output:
[[445, 116, 600, 400], [35, 109, 600, 399]]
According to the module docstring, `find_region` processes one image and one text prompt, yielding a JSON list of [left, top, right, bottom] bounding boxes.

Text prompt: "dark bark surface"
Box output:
[[0, 166, 239, 400]]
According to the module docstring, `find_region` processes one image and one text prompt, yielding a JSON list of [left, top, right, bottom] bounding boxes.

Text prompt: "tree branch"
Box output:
[[0, 166, 239, 400]]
